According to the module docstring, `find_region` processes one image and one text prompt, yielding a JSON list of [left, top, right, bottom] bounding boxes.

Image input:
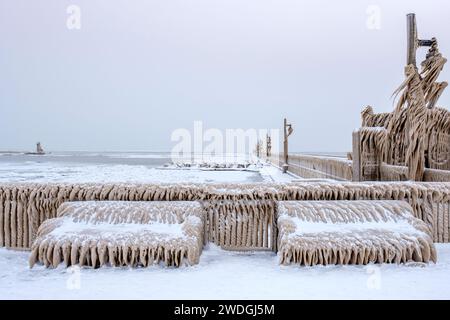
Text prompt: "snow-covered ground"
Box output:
[[1, 244, 450, 299]]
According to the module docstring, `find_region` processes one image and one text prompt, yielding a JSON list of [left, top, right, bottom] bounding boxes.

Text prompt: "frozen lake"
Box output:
[[0, 152, 267, 183]]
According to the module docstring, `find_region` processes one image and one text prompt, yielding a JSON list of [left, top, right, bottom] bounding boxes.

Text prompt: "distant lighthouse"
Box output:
[[26, 142, 46, 155], [36, 142, 45, 154]]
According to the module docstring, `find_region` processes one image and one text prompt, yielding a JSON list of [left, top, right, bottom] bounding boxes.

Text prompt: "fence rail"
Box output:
[[265, 153, 352, 181], [1, 182, 449, 251]]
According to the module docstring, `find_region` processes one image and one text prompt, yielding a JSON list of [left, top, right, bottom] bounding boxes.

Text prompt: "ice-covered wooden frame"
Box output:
[[1, 182, 450, 251], [29, 201, 204, 268], [277, 200, 436, 266]]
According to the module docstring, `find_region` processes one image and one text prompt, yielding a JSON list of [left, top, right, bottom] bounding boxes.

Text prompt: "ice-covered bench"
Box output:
[[277, 200, 436, 266], [29, 201, 204, 268]]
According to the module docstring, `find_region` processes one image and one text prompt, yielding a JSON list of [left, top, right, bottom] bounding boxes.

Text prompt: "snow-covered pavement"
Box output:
[[1, 244, 449, 299]]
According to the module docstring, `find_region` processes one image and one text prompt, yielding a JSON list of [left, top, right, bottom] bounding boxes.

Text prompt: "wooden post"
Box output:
[[283, 118, 288, 165], [406, 13, 434, 67], [256, 139, 261, 158], [406, 13, 418, 67], [266, 133, 271, 158], [283, 118, 293, 173], [405, 13, 434, 180], [352, 130, 361, 181]]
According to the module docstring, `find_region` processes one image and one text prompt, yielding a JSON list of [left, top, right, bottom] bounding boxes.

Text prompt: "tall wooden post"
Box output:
[[406, 13, 418, 67], [352, 130, 361, 181], [283, 118, 288, 165], [256, 139, 261, 158], [266, 133, 271, 158], [406, 13, 434, 67], [283, 118, 293, 172], [405, 13, 434, 181]]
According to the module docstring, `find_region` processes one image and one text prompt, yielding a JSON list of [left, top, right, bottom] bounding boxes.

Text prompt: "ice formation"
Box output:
[[0, 182, 449, 258], [29, 201, 204, 268], [278, 200, 436, 266]]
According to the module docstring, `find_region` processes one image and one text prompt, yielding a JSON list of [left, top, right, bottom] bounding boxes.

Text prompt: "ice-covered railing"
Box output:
[[380, 162, 450, 182], [265, 153, 353, 181], [357, 104, 450, 181], [1, 181, 449, 249]]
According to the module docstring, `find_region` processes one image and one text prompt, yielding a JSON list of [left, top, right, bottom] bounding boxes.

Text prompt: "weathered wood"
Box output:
[[406, 13, 434, 67], [266, 133, 271, 157], [283, 118, 288, 165], [283, 118, 293, 167], [352, 130, 361, 181], [406, 13, 418, 67]]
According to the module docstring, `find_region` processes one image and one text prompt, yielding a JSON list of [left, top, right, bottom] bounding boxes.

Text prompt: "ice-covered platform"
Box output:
[[29, 201, 204, 268], [277, 201, 437, 266]]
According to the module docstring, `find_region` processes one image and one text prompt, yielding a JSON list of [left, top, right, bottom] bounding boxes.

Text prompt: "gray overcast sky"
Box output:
[[0, 0, 449, 152]]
